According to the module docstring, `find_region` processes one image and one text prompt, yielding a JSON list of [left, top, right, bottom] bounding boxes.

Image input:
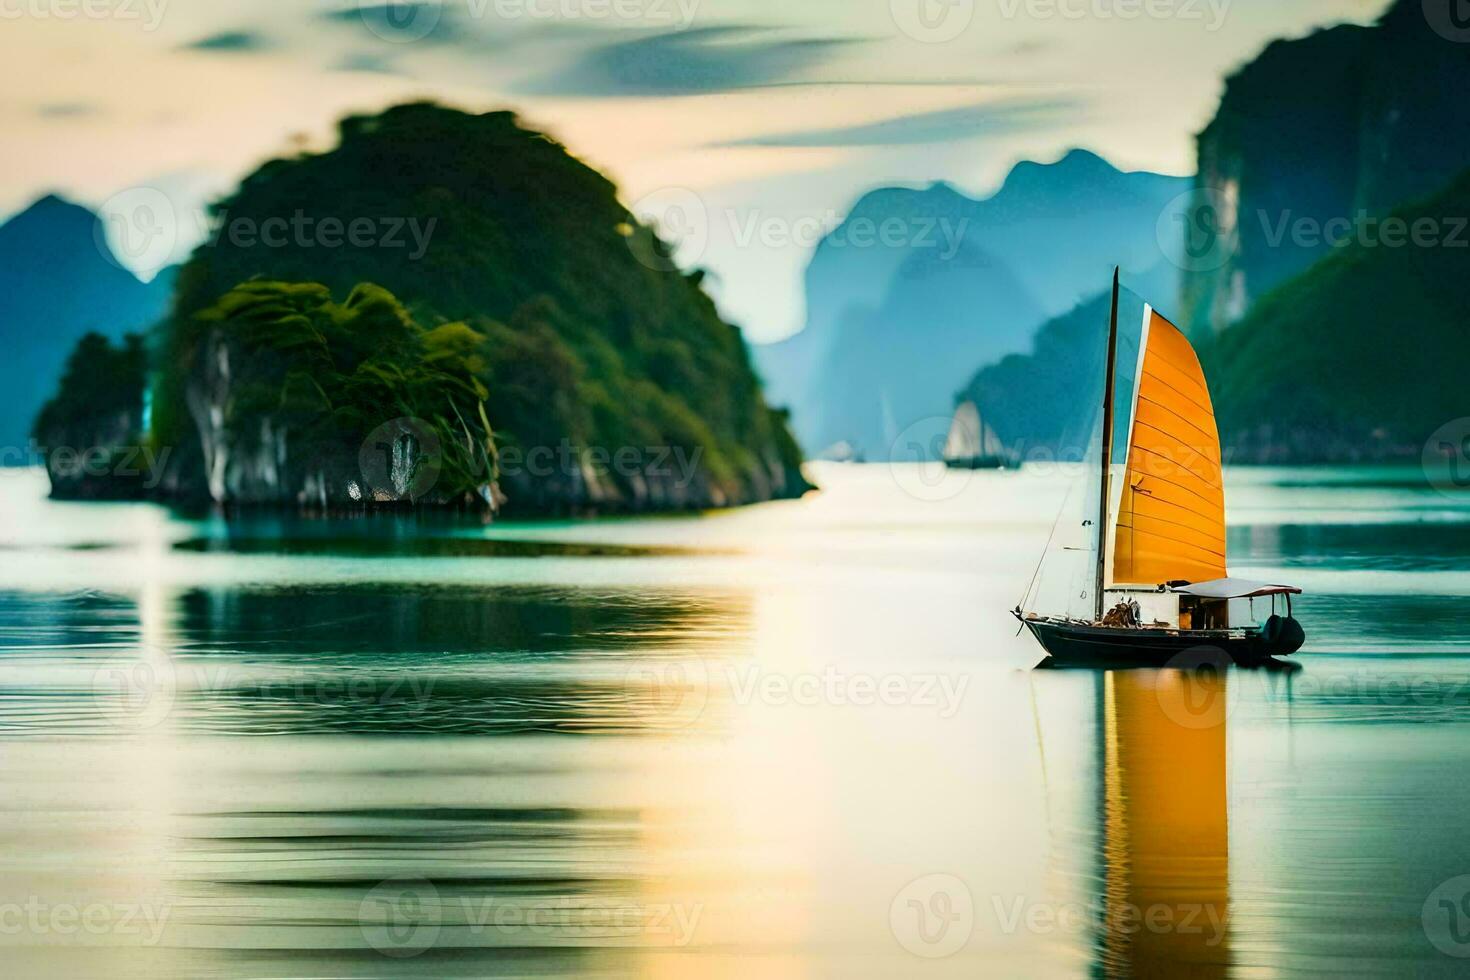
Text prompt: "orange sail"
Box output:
[[1109, 308, 1227, 586]]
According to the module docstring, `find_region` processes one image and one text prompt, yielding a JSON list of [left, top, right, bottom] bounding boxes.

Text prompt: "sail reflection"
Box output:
[[1096, 668, 1230, 978]]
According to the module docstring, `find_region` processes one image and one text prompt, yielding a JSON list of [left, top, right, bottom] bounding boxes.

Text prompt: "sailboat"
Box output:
[[1015, 271, 1306, 665], [942, 401, 1013, 470]]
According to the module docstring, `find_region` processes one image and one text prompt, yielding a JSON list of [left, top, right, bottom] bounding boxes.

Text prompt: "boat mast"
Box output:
[[1095, 268, 1120, 621]]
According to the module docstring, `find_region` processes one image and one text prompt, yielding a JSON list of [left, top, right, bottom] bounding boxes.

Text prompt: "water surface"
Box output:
[[2, 463, 1468, 977]]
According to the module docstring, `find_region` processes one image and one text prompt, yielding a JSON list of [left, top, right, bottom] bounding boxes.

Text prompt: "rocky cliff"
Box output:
[[1183, 0, 1470, 336], [162, 280, 498, 511], [1205, 167, 1470, 462]]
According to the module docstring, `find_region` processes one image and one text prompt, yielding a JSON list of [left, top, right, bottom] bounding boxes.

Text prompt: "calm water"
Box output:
[[2, 462, 1469, 978]]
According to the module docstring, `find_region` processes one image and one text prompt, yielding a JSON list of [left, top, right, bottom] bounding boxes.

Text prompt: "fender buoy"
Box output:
[[1260, 615, 1305, 654], [1275, 616, 1306, 654]]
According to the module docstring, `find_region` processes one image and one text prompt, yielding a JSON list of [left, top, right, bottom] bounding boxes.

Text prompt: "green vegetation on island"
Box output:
[[166, 280, 497, 507], [32, 332, 151, 499], [1203, 169, 1470, 461], [37, 102, 808, 513]]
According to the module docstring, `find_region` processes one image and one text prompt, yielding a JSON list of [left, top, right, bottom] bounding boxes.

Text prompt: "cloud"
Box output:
[[181, 30, 274, 52], [321, 3, 472, 46], [331, 50, 403, 75], [1005, 39, 1053, 56], [517, 25, 864, 97], [717, 98, 1084, 148], [37, 103, 100, 119]]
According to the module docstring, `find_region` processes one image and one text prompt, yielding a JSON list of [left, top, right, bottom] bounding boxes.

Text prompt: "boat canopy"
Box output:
[[1172, 578, 1302, 600]]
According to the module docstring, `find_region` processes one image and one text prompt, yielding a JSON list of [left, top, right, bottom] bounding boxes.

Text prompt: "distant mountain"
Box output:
[[1183, 0, 1470, 336], [956, 291, 1112, 463], [0, 195, 173, 455], [1205, 167, 1470, 462], [817, 239, 1044, 458], [755, 149, 1188, 458]]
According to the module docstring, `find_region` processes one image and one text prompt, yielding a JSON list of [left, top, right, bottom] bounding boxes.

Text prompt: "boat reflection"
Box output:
[[1093, 667, 1231, 978]]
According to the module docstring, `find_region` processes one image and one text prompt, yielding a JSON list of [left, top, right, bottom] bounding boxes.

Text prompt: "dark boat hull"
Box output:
[[1022, 617, 1302, 668], [944, 456, 1011, 471]]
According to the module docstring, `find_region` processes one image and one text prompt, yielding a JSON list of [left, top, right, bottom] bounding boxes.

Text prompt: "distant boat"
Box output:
[[1015, 271, 1305, 665], [817, 441, 865, 464], [942, 400, 1013, 470]]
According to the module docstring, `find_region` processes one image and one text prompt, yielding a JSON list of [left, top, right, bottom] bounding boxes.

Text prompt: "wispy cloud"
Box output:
[[516, 26, 865, 97], [37, 103, 101, 119], [181, 30, 274, 53], [717, 98, 1083, 148], [331, 51, 402, 75], [321, 3, 474, 46]]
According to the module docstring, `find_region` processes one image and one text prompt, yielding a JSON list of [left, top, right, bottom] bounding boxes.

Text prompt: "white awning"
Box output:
[[1173, 578, 1302, 600]]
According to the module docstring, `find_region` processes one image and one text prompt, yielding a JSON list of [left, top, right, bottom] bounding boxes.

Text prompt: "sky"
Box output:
[[1, 0, 1385, 342]]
